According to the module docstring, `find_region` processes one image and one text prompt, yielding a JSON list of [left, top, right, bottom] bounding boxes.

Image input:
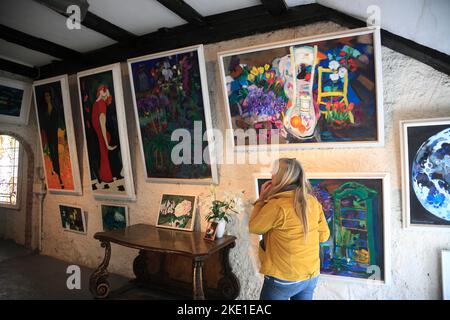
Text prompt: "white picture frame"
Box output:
[[0, 76, 32, 125], [32, 75, 82, 195], [253, 171, 391, 285], [77, 63, 136, 201], [400, 118, 450, 229], [58, 203, 87, 235], [218, 26, 384, 152], [442, 249, 450, 300], [155, 193, 197, 232], [127, 44, 219, 185]]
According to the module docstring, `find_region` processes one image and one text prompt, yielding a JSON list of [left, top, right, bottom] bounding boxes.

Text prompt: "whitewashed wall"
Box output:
[[4, 21, 450, 299]]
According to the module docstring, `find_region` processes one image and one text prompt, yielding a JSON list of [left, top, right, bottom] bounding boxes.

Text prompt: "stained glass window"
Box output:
[[0, 135, 20, 207]]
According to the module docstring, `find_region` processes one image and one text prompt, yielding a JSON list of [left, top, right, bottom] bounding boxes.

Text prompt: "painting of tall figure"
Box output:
[[77, 64, 135, 201], [219, 27, 383, 150], [33, 75, 82, 195], [128, 45, 218, 184], [401, 118, 450, 228], [255, 172, 390, 283]]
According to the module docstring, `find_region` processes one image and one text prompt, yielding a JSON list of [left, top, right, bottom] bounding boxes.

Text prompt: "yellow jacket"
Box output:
[[249, 190, 330, 281]]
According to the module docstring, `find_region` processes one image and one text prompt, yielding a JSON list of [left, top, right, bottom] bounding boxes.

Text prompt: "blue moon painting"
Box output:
[[407, 122, 450, 226], [412, 128, 450, 220]]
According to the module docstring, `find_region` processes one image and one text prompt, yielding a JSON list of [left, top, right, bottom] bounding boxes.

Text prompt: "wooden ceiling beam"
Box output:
[[0, 24, 81, 60], [156, 0, 206, 27], [35, 3, 450, 78], [0, 58, 38, 79], [260, 0, 288, 16]]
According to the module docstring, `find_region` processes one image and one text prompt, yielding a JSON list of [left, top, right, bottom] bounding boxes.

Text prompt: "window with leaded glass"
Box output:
[[0, 135, 20, 208]]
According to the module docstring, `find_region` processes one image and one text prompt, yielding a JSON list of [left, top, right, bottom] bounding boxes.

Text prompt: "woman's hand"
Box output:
[[259, 181, 272, 200]]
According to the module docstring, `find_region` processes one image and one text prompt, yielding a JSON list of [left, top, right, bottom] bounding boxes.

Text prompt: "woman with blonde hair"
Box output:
[[249, 158, 330, 300]]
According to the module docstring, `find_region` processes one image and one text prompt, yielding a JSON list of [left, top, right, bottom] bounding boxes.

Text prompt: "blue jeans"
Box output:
[[259, 275, 319, 300]]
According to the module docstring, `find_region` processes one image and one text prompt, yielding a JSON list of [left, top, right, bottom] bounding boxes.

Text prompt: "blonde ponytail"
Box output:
[[266, 158, 311, 238]]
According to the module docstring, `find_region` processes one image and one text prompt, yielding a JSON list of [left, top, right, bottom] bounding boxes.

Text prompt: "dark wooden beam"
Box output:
[[0, 58, 38, 79], [0, 24, 81, 60], [36, 3, 450, 78], [37, 3, 327, 78], [34, 1, 136, 43], [81, 11, 137, 43], [324, 5, 450, 75], [261, 0, 288, 16], [156, 0, 206, 27]]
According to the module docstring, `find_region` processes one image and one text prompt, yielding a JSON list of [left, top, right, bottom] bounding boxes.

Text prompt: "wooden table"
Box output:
[[89, 224, 240, 300]]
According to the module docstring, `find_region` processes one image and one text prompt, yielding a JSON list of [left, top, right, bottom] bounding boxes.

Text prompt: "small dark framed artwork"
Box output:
[[204, 221, 218, 241]]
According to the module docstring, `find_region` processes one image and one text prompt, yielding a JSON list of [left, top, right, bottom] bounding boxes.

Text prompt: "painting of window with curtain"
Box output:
[[219, 27, 382, 149]]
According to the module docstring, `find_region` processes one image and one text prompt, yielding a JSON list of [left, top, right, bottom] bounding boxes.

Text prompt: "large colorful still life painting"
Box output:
[[401, 118, 450, 228], [128, 45, 217, 183], [33, 75, 81, 194], [255, 173, 389, 283], [220, 27, 382, 148], [77, 64, 135, 200]]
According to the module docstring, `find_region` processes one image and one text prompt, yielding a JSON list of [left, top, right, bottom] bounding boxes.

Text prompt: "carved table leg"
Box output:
[[89, 241, 111, 299], [193, 259, 205, 300], [133, 250, 149, 282], [218, 242, 240, 300]]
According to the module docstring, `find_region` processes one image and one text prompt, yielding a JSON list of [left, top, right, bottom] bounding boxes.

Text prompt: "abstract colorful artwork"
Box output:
[[0, 77, 31, 125], [255, 173, 389, 283], [33, 75, 82, 194], [401, 118, 450, 228], [156, 194, 197, 231], [128, 45, 217, 183], [219, 27, 383, 149], [77, 64, 135, 200], [59, 204, 86, 234], [101, 204, 128, 231]]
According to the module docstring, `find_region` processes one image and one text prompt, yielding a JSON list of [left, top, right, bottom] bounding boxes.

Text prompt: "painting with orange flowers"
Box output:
[[219, 27, 383, 150], [33, 75, 82, 195]]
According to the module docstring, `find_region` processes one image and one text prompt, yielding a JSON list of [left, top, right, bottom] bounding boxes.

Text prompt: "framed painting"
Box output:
[[101, 204, 129, 231], [156, 194, 197, 231], [59, 204, 86, 234], [400, 118, 450, 228], [443, 250, 450, 300], [219, 27, 383, 151], [127, 45, 218, 184], [77, 64, 135, 201], [254, 172, 391, 284], [0, 77, 32, 125], [33, 75, 82, 195], [204, 221, 218, 241]]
